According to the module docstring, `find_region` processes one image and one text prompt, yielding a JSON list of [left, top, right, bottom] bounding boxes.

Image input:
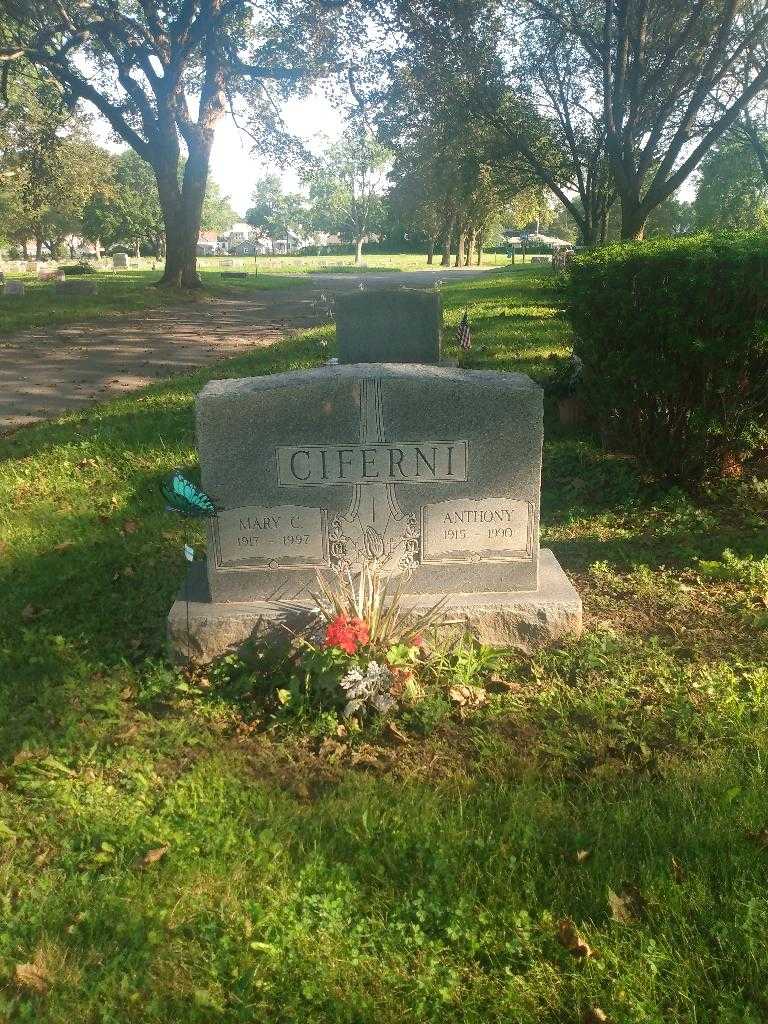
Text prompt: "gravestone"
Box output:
[[221, 271, 248, 278], [168, 363, 582, 661], [55, 280, 98, 297], [220, 258, 234, 268], [336, 289, 442, 364], [3, 281, 25, 296], [26, 261, 38, 273], [112, 253, 129, 269]]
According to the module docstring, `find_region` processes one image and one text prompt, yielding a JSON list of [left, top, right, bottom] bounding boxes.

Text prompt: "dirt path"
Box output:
[[0, 268, 493, 434]]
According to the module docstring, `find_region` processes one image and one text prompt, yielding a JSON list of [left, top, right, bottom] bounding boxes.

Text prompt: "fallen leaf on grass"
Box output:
[[52, 541, 75, 553], [557, 918, 596, 958], [121, 519, 139, 535], [14, 961, 50, 993], [584, 1009, 609, 1024], [115, 723, 140, 742], [574, 849, 592, 864], [21, 604, 40, 622], [671, 855, 685, 883], [137, 845, 169, 868], [608, 884, 644, 923], [747, 828, 768, 848], [488, 673, 523, 693], [386, 722, 409, 744], [449, 684, 488, 707], [0, 540, 9, 558]]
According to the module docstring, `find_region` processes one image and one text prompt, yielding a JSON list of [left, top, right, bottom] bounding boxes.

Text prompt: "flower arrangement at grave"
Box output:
[[203, 562, 447, 729], [290, 564, 444, 721]]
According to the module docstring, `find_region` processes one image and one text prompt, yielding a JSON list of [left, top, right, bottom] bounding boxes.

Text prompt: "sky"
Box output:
[[208, 91, 343, 217], [90, 88, 344, 219]]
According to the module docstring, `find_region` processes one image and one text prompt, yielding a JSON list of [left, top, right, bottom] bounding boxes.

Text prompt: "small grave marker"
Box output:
[[335, 288, 442, 364]]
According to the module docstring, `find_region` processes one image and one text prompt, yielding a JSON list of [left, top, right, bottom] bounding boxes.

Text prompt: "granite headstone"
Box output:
[[169, 363, 582, 659], [112, 253, 129, 269], [3, 281, 25, 296], [55, 280, 98, 297]]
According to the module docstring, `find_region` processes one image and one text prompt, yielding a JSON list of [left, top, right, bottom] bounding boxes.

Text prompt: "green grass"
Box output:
[[0, 268, 313, 335], [198, 252, 511, 274], [0, 253, 509, 334], [1, 267, 767, 1022]]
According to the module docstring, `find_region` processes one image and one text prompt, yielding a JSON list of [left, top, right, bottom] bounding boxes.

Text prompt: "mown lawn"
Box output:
[[0, 267, 310, 335], [0, 254, 507, 335], [1, 268, 767, 1023]]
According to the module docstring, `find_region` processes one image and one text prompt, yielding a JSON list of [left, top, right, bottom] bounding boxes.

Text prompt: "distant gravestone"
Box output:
[[3, 281, 25, 296], [530, 255, 552, 265], [221, 271, 248, 278], [220, 258, 234, 268], [55, 280, 98, 297], [26, 261, 38, 273], [168, 362, 583, 660], [336, 289, 442, 364], [112, 253, 129, 269], [38, 268, 63, 282]]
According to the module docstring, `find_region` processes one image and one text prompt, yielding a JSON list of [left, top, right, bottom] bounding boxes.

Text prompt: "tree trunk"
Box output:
[[454, 230, 466, 268], [620, 197, 648, 241], [135, 239, 141, 258], [95, 238, 102, 261], [154, 131, 212, 289], [35, 236, 43, 259], [465, 229, 476, 267], [355, 236, 364, 264], [426, 237, 435, 265], [476, 232, 484, 265], [440, 233, 451, 266]]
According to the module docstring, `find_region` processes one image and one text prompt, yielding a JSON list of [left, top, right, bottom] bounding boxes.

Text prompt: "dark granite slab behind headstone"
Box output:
[[336, 288, 442, 364]]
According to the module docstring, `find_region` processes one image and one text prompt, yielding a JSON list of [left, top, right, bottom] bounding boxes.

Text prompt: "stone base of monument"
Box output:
[[167, 549, 582, 664]]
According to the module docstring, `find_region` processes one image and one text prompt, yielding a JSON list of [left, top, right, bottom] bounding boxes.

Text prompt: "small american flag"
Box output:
[[456, 310, 471, 351]]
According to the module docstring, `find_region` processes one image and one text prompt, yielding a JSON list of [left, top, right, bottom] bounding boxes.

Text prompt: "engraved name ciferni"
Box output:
[[276, 441, 468, 486]]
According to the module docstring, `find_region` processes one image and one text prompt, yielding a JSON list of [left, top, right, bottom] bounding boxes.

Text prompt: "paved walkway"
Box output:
[[0, 267, 493, 434]]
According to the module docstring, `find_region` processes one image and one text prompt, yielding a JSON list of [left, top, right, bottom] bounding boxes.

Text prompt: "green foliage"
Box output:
[[303, 128, 390, 254], [694, 133, 768, 231], [566, 233, 768, 481], [245, 174, 305, 241]]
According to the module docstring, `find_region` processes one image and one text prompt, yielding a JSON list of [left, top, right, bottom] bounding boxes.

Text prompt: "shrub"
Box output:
[[59, 262, 96, 275], [565, 233, 768, 481]]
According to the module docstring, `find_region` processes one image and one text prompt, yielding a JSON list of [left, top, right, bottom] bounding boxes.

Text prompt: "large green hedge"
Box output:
[[565, 233, 768, 481]]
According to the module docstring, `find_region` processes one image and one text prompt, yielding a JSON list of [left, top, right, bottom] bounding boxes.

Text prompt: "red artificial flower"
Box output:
[[410, 634, 425, 649], [324, 615, 370, 655]]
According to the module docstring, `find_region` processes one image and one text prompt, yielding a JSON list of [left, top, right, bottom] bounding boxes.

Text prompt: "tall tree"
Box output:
[[0, 73, 111, 256], [694, 132, 768, 228], [303, 128, 390, 263], [517, 0, 768, 239], [1, 0, 352, 287], [245, 174, 305, 246]]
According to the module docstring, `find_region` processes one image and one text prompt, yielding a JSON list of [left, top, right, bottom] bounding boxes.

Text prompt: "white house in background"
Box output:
[[272, 228, 304, 254], [307, 231, 343, 247], [196, 230, 219, 256], [217, 222, 272, 255], [522, 232, 573, 249]]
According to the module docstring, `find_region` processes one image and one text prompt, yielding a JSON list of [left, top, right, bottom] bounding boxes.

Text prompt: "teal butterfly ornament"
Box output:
[[161, 471, 218, 518]]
